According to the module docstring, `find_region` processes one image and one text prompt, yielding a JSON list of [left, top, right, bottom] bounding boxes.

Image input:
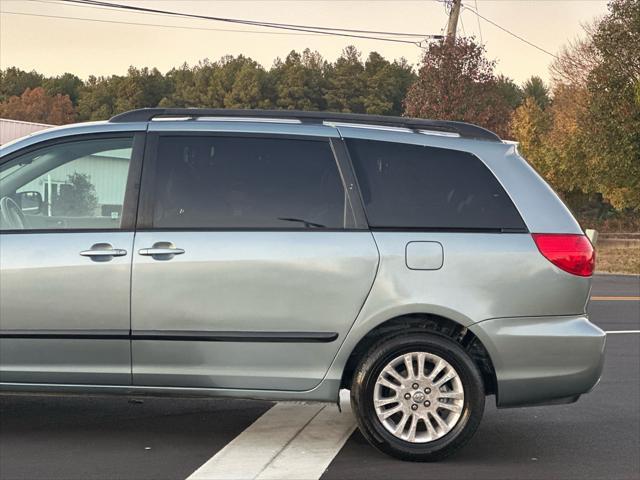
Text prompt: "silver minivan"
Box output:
[[0, 109, 606, 461]]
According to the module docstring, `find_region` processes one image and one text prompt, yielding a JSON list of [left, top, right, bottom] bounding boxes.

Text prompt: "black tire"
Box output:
[[350, 332, 485, 462]]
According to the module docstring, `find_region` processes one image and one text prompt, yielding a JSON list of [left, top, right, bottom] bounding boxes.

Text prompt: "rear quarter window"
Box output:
[[346, 139, 526, 231]]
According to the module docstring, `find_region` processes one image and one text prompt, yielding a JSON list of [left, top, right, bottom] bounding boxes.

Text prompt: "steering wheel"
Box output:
[[0, 196, 26, 230]]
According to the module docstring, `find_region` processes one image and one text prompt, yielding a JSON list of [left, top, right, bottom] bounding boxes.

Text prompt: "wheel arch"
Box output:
[[339, 313, 497, 396]]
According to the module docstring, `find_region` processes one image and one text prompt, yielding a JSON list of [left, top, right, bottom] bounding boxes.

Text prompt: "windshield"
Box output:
[[0, 163, 26, 181]]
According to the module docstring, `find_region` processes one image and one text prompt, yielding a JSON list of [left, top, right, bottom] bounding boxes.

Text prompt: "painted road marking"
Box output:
[[186, 403, 324, 480], [256, 400, 356, 480], [186, 392, 355, 480], [591, 296, 640, 301], [605, 330, 640, 334]]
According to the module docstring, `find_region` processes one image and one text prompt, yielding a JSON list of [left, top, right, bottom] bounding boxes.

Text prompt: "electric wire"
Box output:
[[59, 0, 439, 42], [463, 4, 558, 58], [0, 10, 332, 36], [473, 0, 483, 43]]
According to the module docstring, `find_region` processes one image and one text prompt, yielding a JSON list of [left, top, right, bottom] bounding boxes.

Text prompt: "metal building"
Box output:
[[0, 118, 52, 145]]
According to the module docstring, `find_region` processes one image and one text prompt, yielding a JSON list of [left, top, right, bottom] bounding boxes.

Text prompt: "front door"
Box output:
[[131, 132, 379, 391], [0, 134, 143, 385]]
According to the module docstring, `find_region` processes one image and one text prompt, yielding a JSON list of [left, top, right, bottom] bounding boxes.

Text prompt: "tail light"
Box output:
[[532, 234, 595, 277]]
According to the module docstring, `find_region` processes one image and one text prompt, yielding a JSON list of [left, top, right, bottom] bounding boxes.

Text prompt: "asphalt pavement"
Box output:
[[0, 274, 638, 480]]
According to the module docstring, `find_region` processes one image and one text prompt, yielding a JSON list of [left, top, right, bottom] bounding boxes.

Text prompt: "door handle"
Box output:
[[80, 243, 127, 261], [139, 247, 185, 256], [138, 242, 185, 260]]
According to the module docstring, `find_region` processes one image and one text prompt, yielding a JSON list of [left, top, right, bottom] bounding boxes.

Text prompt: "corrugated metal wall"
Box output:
[[21, 155, 131, 207], [0, 118, 52, 145]]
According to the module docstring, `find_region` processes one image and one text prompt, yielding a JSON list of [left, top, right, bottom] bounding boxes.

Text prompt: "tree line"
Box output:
[[0, 48, 417, 122], [1, 0, 637, 221], [0, 45, 545, 130]]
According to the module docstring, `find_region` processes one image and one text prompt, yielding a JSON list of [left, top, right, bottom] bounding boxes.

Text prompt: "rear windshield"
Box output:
[[346, 139, 527, 231]]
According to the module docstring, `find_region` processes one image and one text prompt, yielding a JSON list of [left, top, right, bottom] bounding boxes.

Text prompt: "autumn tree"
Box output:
[[511, 0, 639, 215], [583, 0, 640, 211], [544, 84, 592, 194], [512, 66, 597, 211], [404, 37, 512, 138], [0, 67, 44, 102], [510, 97, 551, 170], [43, 73, 84, 105], [0, 87, 76, 124]]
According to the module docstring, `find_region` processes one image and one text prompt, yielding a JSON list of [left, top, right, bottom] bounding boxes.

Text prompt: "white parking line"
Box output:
[[605, 330, 640, 334], [186, 403, 324, 480], [256, 400, 356, 480], [186, 392, 355, 480]]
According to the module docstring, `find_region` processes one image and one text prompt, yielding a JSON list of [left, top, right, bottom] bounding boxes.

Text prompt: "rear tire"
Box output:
[[350, 332, 485, 461]]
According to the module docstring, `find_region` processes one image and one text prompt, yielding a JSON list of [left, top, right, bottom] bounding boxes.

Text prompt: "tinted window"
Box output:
[[347, 139, 526, 231], [0, 137, 133, 231], [152, 136, 348, 229]]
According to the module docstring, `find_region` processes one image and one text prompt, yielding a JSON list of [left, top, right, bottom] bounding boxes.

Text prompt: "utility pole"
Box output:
[[445, 0, 462, 44]]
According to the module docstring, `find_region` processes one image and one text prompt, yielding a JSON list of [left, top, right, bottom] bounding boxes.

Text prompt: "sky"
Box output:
[[0, 0, 610, 85]]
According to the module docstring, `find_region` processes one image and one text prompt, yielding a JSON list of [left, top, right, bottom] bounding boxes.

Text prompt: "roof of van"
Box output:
[[109, 108, 502, 143]]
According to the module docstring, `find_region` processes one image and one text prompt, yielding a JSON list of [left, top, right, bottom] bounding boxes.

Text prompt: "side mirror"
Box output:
[[16, 191, 44, 214]]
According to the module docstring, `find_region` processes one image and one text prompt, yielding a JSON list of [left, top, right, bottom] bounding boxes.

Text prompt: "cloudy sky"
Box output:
[[0, 0, 609, 84]]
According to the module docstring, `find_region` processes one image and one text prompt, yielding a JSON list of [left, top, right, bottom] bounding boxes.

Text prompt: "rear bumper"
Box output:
[[469, 315, 606, 408]]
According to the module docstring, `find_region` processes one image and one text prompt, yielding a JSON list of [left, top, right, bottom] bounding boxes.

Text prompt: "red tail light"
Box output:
[[532, 234, 595, 277]]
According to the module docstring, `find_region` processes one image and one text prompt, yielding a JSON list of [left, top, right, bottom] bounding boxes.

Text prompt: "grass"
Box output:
[[596, 244, 640, 275]]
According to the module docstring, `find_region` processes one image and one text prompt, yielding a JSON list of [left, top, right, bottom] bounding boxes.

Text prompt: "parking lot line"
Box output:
[[186, 403, 324, 480], [605, 330, 640, 334], [185, 391, 355, 480], [591, 296, 640, 301], [256, 400, 356, 480]]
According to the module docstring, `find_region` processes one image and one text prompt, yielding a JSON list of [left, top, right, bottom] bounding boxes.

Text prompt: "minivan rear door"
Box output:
[[130, 124, 378, 391]]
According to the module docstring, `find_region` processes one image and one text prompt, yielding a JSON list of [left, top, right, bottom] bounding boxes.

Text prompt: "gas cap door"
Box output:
[[405, 241, 444, 270]]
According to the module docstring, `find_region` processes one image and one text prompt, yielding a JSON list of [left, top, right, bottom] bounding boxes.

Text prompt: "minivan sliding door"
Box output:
[[130, 132, 378, 391]]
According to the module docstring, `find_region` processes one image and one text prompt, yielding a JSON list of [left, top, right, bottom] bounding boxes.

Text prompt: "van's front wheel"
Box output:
[[350, 333, 485, 461]]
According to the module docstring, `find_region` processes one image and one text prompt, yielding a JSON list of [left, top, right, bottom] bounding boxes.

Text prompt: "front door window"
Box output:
[[0, 137, 133, 231]]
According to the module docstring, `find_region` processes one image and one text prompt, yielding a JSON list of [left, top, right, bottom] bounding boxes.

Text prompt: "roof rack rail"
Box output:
[[108, 108, 501, 142]]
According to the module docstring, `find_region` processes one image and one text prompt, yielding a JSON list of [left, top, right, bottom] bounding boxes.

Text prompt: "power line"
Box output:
[[440, 1, 450, 37], [31, 0, 424, 40], [1, 8, 430, 45], [31, 0, 183, 18], [42, 0, 428, 38], [1, 10, 427, 45], [463, 5, 558, 58], [59, 0, 440, 42], [473, 0, 483, 44], [0, 10, 334, 37]]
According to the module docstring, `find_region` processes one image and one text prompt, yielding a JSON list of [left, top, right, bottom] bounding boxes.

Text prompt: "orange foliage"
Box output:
[[0, 87, 76, 125]]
